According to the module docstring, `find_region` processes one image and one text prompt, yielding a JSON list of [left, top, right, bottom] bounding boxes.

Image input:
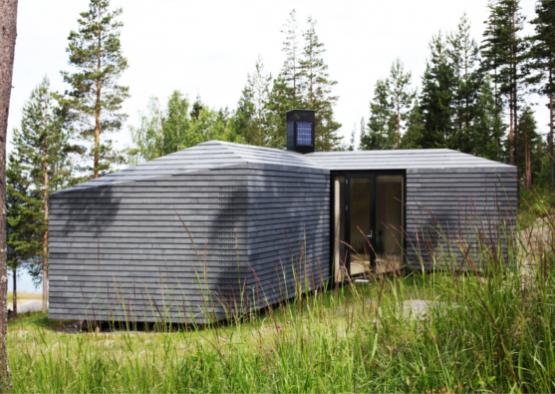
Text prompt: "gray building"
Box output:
[[48, 111, 517, 323]]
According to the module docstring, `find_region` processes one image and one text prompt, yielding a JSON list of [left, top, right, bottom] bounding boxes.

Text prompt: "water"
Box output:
[[8, 268, 42, 294]]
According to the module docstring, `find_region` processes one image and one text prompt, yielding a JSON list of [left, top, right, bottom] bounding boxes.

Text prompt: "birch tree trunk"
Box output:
[[0, 0, 18, 390]]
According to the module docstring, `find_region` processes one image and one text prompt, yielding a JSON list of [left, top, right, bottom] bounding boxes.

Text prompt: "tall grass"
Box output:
[[7, 191, 555, 393]]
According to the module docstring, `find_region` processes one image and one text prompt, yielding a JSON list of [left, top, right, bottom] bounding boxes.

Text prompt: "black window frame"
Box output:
[[329, 169, 407, 282]]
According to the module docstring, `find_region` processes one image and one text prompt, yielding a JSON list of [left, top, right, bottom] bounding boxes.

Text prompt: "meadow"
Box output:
[[7, 189, 555, 393]]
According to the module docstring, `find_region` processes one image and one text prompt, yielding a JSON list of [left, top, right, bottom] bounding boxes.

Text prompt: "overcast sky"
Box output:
[[8, 0, 544, 154]]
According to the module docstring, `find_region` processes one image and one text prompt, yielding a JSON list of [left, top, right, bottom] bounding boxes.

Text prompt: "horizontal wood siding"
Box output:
[[245, 163, 330, 308], [48, 139, 516, 323], [49, 166, 250, 324], [49, 162, 330, 324], [405, 167, 518, 271]]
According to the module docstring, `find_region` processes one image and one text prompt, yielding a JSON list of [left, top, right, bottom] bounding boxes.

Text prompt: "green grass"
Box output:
[[518, 186, 555, 229], [7, 188, 555, 393], [7, 276, 440, 393], [7, 266, 555, 393]]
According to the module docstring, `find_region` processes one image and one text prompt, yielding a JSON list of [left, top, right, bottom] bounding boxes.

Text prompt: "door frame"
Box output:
[[329, 169, 406, 282]]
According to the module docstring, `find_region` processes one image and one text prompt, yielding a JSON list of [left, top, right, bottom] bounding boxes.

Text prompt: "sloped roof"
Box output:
[[59, 141, 513, 193], [306, 149, 515, 170], [59, 140, 318, 192]]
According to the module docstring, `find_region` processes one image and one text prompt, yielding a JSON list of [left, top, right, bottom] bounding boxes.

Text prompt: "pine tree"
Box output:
[[361, 80, 393, 149], [0, 0, 17, 387], [389, 60, 415, 146], [481, 0, 527, 167], [298, 17, 341, 150], [63, 0, 129, 178], [401, 101, 425, 148], [267, 11, 303, 149], [419, 33, 457, 148], [6, 155, 40, 316], [361, 60, 414, 150], [473, 77, 506, 160], [266, 76, 291, 148], [402, 17, 506, 157], [232, 58, 272, 146], [404, 15, 506, 159], [9, 78, 74, 311], [357, 117, 365, 150], [281, 9, 301, 103], [267, 13, 341, 150], [529, 0, 555, 185], [233, 85, 255, 145], [517, 107, 543, 188], [447, 15, 484, 153], [347, 120, 360, 151]]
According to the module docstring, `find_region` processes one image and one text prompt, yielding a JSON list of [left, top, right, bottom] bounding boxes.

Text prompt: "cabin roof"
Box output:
[[306, 149, 514, 170], [58, 141, 318, 192], [57, 140, 514, 193]]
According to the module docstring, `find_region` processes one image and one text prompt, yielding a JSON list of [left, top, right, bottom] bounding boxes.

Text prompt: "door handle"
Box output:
[[367, 230, 373, 240]]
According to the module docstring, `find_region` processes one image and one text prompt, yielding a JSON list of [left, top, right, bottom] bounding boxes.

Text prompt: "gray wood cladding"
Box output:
[[404, 167, 517, 270], [49, 157, 329, 323], [49, 140, 517, 323], [49, 167, 249, 323]]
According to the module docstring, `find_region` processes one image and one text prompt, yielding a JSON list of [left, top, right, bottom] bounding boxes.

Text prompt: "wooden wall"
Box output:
[[49, 163, 330, 324], [405, 167, 518, 271]]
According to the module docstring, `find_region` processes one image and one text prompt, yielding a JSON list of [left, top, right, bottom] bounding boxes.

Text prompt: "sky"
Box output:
[[7, 0, 543, 292]]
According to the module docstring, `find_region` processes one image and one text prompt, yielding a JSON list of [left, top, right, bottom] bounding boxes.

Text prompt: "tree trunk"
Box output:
[[509, 103, 515, 165], [524, 126, 532, 189], [11, 267, 15, 317], [509, 9, 518, 168], [94, 30, 102, 178], [513, 85, 519, 170], [42, 157, 49, 312], [94, 82, 101, 178], [549, 91, 554, 186], [396, 109, 401, 148], [0, 0, 18, 390]]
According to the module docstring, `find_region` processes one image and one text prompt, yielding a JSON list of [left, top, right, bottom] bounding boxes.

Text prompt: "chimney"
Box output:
[[286, 109, 315, 154]]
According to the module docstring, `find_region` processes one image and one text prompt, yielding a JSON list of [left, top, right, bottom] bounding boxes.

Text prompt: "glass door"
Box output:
[[332, 172, 404, 282], [333, 176, 348, 282], [374, 175, 404, 274], [348, 176, 375, 277]]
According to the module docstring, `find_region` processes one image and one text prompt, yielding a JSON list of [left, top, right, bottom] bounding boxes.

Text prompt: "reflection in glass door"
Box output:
[[332, 172, 404, 282], [375, 175, 404, 274], [349, 176, 374, 276]]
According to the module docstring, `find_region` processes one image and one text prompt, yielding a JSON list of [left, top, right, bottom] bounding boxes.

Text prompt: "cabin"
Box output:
[[48, 110, 517, 323]]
